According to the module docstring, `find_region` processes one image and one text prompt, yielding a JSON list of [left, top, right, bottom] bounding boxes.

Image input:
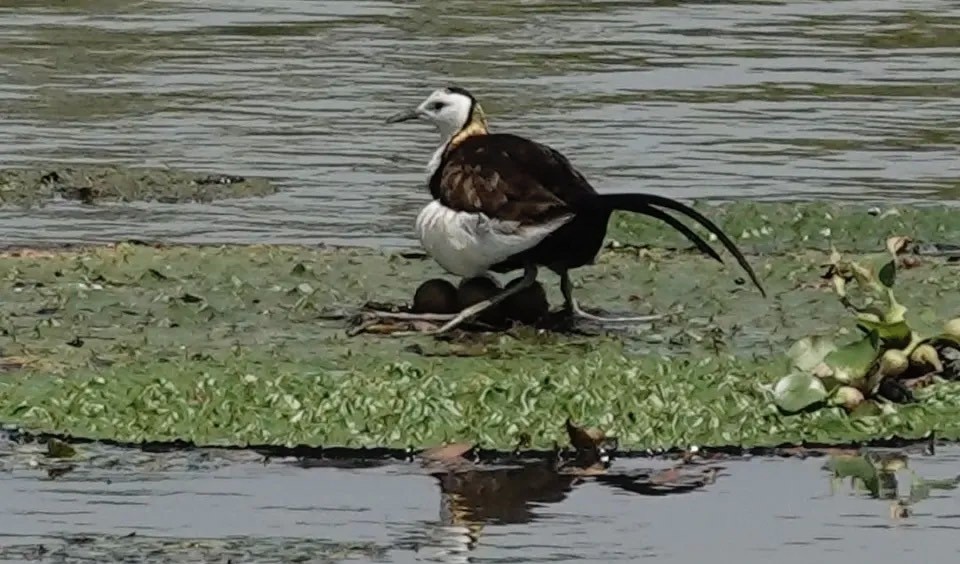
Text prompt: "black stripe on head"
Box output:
[[445, 86, 476, 102], [445, 85, 478, 121]]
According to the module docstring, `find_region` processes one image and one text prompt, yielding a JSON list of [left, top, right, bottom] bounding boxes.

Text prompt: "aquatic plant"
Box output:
[[771, 236, 960, 415], [1, 206, 960, 451], [825, 450, 960, 518]]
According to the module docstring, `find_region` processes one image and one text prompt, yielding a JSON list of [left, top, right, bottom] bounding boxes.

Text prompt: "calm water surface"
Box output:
[[2, 5, 960, 558], [1, 443, 958, 563], [0, 0, 959, 247]]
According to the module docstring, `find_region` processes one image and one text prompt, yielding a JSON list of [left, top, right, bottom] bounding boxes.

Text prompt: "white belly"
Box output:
[[414, 200, 573, 277]]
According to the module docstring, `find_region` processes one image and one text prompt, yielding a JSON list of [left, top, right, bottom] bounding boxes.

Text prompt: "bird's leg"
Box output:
[[560, 270, 663, 324], [426, 264, 538, 335], [362, 311, 458, 321]]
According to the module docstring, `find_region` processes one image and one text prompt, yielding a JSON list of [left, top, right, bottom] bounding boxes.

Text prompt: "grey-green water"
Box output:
[[3, 2, 960, 562], [1, 0, 959, 247], [1, 439, 959, 563]]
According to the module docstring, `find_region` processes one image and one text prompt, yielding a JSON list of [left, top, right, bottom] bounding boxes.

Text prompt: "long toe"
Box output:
[[571, 302, 664, 324], [364, 310, 459, 322], [576, 311, 664, 324]]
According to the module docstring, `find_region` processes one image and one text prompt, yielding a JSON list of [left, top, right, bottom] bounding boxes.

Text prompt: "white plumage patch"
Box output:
[[415, 200, 572, 278]]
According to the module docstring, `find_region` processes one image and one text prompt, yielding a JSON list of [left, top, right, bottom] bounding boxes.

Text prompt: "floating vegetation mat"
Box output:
[[0, 164, 277, 206], [0, 202, 959, 451]]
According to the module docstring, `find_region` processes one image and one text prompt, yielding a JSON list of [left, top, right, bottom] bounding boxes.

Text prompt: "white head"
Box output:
[[385, 86, 482, 141]]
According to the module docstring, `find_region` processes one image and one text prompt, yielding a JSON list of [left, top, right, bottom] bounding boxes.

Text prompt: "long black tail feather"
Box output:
[[595, 193, 766, 298], [629, 206, 723, 265]]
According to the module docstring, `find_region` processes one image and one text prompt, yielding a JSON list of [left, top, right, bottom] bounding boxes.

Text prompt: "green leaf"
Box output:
[[878, 260, 896, 288], [848, 399, 883, 418], [856, 318, 912, 349], [823, 331, 880, 385], [772, 372, 828, 414], [828, 385, 864, 408], [787, 336, 837, 372]]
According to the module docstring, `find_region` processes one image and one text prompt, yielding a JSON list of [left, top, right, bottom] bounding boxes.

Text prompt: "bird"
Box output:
[[380, 85, 765, 334]]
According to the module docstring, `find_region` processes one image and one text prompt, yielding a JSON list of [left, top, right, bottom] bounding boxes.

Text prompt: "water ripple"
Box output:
[[0, 0, 958, 247]]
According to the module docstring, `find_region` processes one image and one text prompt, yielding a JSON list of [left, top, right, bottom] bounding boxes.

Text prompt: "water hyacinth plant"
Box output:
[[824, 450, 960, 519], [771, 236, 960, 415]]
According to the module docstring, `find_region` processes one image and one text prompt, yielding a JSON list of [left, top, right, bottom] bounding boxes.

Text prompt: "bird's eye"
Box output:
[[431, 101, 446, 111]]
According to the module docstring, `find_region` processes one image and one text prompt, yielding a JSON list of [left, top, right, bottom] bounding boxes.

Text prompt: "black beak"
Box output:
[[385, 108, 420, 124]]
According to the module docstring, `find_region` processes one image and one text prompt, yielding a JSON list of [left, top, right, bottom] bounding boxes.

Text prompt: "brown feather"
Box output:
[[432, 133, 591, 225], [424, 117, 766, 295]]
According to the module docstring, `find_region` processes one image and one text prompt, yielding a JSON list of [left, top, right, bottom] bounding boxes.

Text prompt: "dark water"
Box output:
[[1, 0, 959, 247], [1, 442, 959, 563]]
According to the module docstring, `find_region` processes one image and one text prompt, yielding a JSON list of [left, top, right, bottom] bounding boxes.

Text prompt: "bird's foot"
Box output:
[[361, 309, 458, 322], [564, 300, 664, 324], [351, 307, 497, 337], [347, 306, 455, 337]]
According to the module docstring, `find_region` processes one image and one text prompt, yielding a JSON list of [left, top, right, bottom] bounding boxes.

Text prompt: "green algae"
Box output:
[[608, 201, 960, 256], [1, 202, 959, 451], [0, 164, 278, 207], [2, 340, 959, 451]]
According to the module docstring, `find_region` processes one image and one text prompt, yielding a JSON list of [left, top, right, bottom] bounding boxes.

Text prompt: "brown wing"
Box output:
[[429, 133, 598, 225]]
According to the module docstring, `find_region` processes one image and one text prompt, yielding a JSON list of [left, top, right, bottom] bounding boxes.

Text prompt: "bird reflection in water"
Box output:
[[414, 423, 720, 563]]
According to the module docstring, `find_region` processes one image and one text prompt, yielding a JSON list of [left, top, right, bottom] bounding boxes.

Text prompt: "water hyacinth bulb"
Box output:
[[879, 349, 909, 379], [910, 343, 943, 374], [863, 348, 909, 395], [831, 386, 865, 411], [943, 318, 960, 342]]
